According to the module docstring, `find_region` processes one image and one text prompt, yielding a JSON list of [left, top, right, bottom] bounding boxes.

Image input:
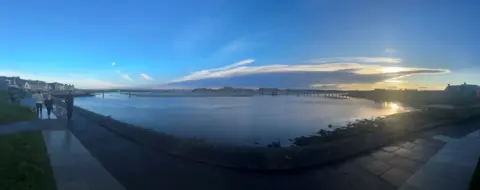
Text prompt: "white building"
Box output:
[[445, 83, 480, 103], [23, 82, 31, 90]]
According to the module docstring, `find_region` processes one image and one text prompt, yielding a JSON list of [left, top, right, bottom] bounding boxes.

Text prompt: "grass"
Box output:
[[470, 158, 480, 190], [0, 90, 36, 125], [0, 131, 57, 190]]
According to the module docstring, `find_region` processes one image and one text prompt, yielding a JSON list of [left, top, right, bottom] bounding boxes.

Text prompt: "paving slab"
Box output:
[[399, 129, 480, 190], [43, 129, 125, 190]]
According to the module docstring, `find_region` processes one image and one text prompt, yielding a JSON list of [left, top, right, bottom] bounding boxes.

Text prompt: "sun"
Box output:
[[390, 103, 399, 110]]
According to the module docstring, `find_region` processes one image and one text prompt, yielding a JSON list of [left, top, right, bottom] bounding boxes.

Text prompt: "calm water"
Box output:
[[75, 93, 410, 146]]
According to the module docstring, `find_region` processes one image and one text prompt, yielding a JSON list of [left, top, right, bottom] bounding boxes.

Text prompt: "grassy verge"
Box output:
[[470, 158, 480, 190], [0, 131, 57, 190], [0, 90, 36, 125]]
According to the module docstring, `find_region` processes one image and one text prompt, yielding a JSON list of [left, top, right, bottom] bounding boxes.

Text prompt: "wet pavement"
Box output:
[[63, 108, 480, 190], [3, 98, 125, 190], [399, 129, 480, 190], [43, 128, 125, 190]]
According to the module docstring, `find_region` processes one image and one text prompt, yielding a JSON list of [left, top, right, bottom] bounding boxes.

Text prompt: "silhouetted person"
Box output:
[[44, 94, 54, 119], [33, 91, 44, 118], [65, 91, 74, 120]]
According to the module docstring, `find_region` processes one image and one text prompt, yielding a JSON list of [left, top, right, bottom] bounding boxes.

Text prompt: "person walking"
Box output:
[[44, 94, 54, 119], [33, 91, 44, 118], [65, 91, 74, 120]]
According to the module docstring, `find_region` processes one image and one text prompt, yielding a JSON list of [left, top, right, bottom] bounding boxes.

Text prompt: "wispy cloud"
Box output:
[[308, 57, 402, 64], [116, 70, 121, 73], [140, 73, 154, 80], [172, 62, 447, 83], [172, 59, 254, 82], [384, 48, 397, 54], [112, 62, 116, 66], [208, 38, 256, 61], [168, 57, 450, 89], [122, 74, 132, 81], [215, 38, 249, 55]]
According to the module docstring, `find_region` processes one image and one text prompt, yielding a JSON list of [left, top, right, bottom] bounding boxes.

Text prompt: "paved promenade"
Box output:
[[2, 98, 126, 190], [60, 107, 480, 190], [399, 128, 480, 190]]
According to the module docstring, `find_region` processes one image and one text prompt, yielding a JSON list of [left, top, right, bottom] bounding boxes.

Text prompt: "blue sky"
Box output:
[[1, 0, 478, 89]]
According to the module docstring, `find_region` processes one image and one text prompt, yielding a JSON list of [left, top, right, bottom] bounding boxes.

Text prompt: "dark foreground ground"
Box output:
[[0, 131, 57, 190], [63, 110, 480, 190]]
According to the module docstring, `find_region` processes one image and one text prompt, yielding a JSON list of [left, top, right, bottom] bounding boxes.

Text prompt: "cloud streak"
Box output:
[[171, 59, 254, 82], [122, 74, 132, 81], [384, 48, 397, 53], [308, 57, 402, 64], [112, 62, 116, 66], [140, 73, 153, 80], [167, 57, 450, 89]]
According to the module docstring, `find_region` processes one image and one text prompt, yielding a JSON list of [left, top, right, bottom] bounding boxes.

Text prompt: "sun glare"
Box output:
[[390, 103, 399, 110], [381, 67, 405, 73]]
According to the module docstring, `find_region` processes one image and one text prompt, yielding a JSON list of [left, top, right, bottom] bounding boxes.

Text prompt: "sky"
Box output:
[[1, 0, 479, 90]]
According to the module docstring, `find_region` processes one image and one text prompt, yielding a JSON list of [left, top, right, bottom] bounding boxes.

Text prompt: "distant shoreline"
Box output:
[[115, 91, 350, 98], [121, 92, 256, 97]]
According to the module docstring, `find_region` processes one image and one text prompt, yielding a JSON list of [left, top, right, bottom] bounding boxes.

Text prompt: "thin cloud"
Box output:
[[122, 74, 132, 81], [168, 57, 450, 89], [112, 62, 116, 66], [140, 73, 154, 80], [116, 70, 121, 73], [172, 62, 448, 83], [215, 39, 248, 54], [172, 59, 254, 82], [308, 57, 402, 64], [384, 48, 397, 53]]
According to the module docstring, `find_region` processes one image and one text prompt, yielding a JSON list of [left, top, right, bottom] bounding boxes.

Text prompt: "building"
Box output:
[[0, 75, 75, 92], [29, 81, 47, 91], [65, 84, 75, 91], [445, 83, 479, 94], [47, 83, 56, 91], [1, 76, 21, 88], [445, 83, 480, 104], [0, 79, 8, 90], [44, 83, 52, 91], [17, 80, 30, 90], [52, 83, 65, 91]]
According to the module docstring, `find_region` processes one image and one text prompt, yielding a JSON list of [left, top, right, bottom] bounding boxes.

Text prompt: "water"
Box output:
[[74, 93, 410, 146]]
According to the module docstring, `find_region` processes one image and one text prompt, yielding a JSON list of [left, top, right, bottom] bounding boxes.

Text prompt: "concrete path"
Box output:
[[62, 108, 480, 190], [1, 99, 125, 190], [399, 129, 480, 190], [43, 127, 125, 190]]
